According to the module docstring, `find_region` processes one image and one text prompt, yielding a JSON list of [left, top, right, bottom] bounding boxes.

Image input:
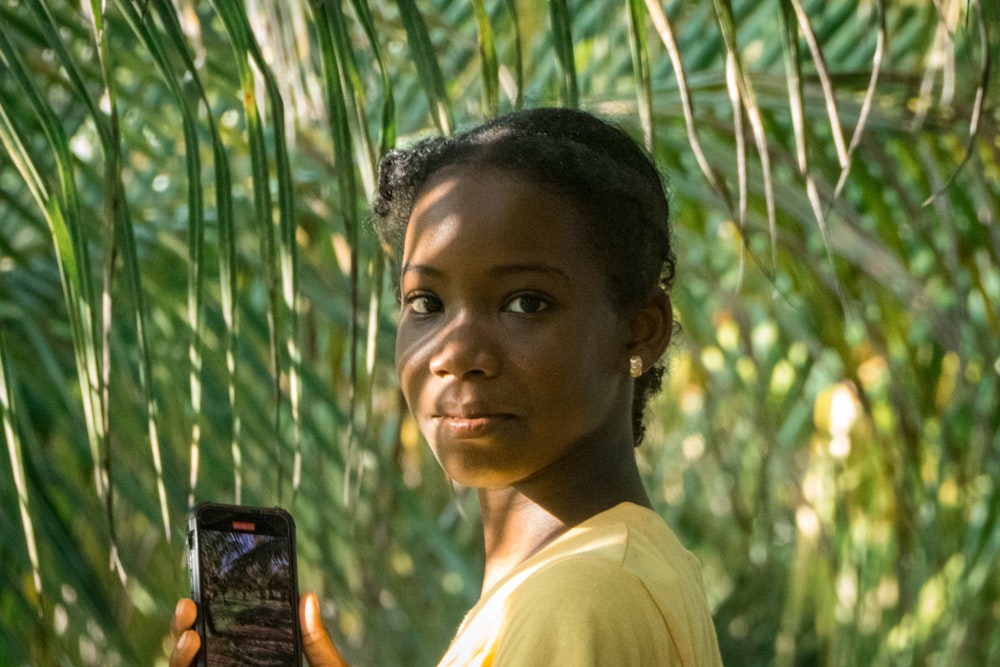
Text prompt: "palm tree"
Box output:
[[1, 0, 996, 664]]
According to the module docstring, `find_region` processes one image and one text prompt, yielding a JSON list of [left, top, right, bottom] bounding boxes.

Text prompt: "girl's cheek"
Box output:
[[396, 334, 430, 398]]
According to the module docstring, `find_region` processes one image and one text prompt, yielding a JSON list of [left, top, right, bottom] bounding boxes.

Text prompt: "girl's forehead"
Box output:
[[402, 168, 597, 269], [417, 163, 530, 200]]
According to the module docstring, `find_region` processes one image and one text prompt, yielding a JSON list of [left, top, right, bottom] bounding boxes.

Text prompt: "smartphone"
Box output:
[[187, 502, 302, 666]]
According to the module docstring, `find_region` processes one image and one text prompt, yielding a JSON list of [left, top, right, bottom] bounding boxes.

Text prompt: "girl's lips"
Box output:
[[434, 413, 514, 439]]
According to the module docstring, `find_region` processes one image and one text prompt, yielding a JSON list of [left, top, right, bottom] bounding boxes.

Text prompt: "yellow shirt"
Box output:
[[438, 502, 722, 666]]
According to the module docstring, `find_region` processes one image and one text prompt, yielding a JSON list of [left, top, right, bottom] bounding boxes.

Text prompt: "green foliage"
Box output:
[[1, 0, 997, 664]]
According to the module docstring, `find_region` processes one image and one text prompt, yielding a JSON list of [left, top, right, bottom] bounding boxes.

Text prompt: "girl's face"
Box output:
[[395, 167, 636, 490]]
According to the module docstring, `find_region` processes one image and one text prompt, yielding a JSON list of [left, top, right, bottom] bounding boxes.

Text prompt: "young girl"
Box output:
[[170, 107, 722, 666]]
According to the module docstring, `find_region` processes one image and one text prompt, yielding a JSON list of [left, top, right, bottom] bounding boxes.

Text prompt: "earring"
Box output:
[[629, 355, 643, 378]]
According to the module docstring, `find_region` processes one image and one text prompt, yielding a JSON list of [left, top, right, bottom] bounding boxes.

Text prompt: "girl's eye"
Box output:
[[406, 294, 442, 314], [505, 294, 550, 314]]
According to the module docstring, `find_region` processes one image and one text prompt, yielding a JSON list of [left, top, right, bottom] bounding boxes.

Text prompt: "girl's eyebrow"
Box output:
[[489, 263, 571, 283], [400, 262, 571, 283], [400, 263, 441, 278]]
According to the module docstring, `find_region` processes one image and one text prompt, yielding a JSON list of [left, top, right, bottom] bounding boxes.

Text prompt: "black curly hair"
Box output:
[[371, 107, 676, 446]]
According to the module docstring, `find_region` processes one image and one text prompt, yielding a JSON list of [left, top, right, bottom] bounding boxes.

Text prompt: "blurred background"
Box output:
[[1, 0, 997, 664]]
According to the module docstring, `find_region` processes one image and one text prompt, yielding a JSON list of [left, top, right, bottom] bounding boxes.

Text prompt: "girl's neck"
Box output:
[[476, 436, 651, 594]]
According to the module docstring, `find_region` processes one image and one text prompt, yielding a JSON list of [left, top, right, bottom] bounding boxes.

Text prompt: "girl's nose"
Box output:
[[428, 313, 500, 379]]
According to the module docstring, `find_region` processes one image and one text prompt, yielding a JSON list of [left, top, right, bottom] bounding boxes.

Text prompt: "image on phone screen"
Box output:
[[192, 507, 299, 666]]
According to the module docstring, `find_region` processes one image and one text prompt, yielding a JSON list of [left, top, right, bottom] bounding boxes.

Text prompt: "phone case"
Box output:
[[187, 502, 302, 666]]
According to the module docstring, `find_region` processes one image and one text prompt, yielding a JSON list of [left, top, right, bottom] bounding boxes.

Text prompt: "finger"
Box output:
[[300, 592, 350, 667], [168, 629, 201, 667], [170, 599, 198, 643]]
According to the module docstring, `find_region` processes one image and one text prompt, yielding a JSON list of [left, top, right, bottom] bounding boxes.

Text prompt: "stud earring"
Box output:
[[629, 355, 643, 378]]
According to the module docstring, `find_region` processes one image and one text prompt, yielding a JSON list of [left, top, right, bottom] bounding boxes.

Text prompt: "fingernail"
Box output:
[[303, 593, 319, 629]]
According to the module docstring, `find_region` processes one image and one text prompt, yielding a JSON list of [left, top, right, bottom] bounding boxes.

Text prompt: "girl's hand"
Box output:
[[300, 592, 350, 667], [166, 592, 347, 666], [167, 598, 200, 666]]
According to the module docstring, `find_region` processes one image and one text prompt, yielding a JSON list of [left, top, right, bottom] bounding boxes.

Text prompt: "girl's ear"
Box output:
[[626, 290, 673, 370]]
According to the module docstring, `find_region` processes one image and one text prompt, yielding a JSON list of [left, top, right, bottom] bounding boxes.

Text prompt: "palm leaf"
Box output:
[[0, 330, 42, 606], [396, 0, 453, 133], [548, 0, 578, 108]]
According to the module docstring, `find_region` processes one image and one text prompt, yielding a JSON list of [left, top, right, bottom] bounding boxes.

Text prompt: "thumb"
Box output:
[[300, 591, 350, 667]]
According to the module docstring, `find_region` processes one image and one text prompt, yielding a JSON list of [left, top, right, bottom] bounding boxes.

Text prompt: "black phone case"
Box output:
[[187, 502, 302, 666]]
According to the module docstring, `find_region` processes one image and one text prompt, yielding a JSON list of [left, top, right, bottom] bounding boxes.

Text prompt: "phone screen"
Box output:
[[189, 504, 300, 666]]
